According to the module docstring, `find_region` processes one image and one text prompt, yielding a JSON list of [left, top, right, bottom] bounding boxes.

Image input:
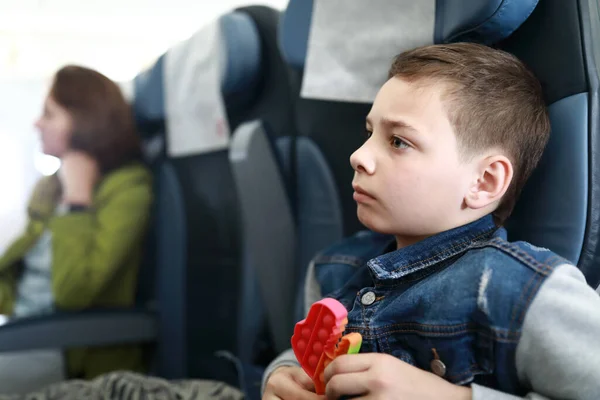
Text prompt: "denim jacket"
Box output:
[[311, 215, 568, 395]]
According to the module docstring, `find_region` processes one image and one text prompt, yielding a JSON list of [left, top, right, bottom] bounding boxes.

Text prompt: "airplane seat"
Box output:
[[497, 0, 600, 288], [274, 0, 599, 343], [220, 6, 311, 398], [226, 1, 346, 370], [132, 10, 266, 385], [220, 7, 305, 397], [227, 4, 346, 348], [232, 1, 303, 356]]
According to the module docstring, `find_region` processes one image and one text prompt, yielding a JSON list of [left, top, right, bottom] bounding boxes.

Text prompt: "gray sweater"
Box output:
[[263, 263, 600, 399]]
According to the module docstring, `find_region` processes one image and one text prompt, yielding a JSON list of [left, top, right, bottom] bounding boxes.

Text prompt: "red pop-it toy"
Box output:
[[291, 298, 362, 394]]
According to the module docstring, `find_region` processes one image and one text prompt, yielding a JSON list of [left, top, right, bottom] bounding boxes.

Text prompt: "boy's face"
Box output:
[[351, 77, 477, 246]]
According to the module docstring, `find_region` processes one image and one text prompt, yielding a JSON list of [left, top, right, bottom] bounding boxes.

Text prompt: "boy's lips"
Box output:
[[352, 184, 376, 202]]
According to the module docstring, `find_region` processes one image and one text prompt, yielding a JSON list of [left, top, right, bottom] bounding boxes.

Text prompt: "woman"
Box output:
[[0, 66, 153, 393]]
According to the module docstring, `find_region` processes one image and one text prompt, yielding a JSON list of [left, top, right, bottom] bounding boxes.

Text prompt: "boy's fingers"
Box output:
[[266, 368, 321, 400], [261, 394, 282, 400], [324, 354, 373, 385], [325, 372, 369, 400], [276, 381, 323, 400], [290, 368, 316, 391]]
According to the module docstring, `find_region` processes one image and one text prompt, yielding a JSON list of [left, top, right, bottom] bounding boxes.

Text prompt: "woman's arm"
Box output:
[[50, 175, 152, 310]]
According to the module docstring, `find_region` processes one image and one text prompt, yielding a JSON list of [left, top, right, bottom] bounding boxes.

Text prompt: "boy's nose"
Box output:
[[350, 144, 376, 175]]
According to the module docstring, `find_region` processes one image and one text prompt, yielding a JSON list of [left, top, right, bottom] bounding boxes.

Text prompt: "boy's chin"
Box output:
[[357, 209, 392, 233], [357, 210, 424, 238]]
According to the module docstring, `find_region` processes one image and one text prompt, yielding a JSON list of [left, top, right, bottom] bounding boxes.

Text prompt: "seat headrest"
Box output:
[[280, 0, 540, 70], [133, 55, 166, 123], [133, 11, 262, 123], [220, 12, 262, 95]]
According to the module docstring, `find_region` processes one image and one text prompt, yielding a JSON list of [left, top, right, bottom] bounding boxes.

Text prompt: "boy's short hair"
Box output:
[[388, 43, 550, 224]]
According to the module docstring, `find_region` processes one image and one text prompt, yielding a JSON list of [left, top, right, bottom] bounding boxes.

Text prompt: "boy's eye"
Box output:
[[364, 129, 373, 140], [390, 136, 409, 149]]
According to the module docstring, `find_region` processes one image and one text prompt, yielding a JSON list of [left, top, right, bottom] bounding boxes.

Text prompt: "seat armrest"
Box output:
[[0, 309, 157, 352]]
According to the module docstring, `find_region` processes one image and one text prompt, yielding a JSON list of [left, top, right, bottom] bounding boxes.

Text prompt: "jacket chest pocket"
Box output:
[[381, 326, 495, 386]]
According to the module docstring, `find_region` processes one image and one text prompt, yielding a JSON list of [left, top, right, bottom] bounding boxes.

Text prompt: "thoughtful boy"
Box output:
[[262, 43, 600, 399]]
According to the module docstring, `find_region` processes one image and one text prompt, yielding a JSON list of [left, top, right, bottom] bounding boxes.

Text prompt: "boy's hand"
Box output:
[[324, 353, 472, 400], [263, 366, 325, 400]]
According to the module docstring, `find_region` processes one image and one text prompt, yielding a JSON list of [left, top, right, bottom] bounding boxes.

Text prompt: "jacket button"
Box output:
[[431, 359, 447, 377], [360, 291, 376, 305]]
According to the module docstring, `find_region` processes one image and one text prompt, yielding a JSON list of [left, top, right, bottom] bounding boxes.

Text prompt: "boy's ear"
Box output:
[[465, 155, 513, 210]]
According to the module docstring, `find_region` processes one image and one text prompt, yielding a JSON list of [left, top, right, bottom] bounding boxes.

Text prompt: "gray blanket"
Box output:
[[0, 372, 244, 400]]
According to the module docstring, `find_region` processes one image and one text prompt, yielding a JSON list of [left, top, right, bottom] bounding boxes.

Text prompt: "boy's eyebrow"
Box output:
[[366, 116, 420, 134]]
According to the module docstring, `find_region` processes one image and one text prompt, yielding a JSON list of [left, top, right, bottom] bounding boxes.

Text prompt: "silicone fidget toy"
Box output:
[[291, 298, 363, 394]]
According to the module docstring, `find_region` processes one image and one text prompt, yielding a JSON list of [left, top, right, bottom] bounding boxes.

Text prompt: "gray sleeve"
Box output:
[[472, 264, 600, 400], [261, 348, 300, 394], [472, 385, 548, 399], [261, 260, 323, 393], [303, 260, 323, 314]]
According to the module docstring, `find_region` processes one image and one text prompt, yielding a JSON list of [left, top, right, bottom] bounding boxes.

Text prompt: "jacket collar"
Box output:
[[368, 215, 500, 281]]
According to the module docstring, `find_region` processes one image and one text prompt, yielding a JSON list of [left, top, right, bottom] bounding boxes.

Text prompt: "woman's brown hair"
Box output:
[[50, 65, 142, 172]]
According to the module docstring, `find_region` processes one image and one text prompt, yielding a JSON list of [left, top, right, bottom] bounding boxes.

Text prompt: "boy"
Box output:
[[262, 43, 600, 399]]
